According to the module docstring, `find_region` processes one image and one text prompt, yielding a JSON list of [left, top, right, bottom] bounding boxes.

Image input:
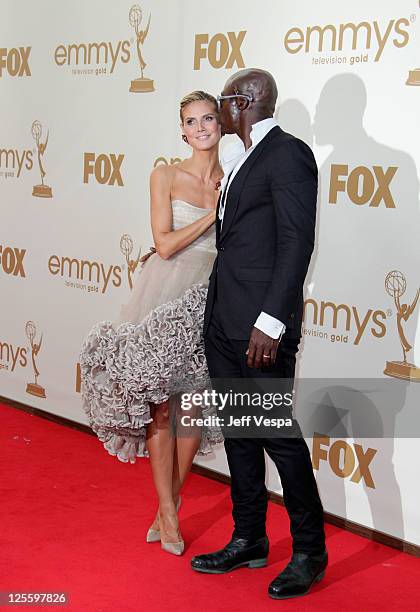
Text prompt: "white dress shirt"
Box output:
[[218, 117, 285, 341]]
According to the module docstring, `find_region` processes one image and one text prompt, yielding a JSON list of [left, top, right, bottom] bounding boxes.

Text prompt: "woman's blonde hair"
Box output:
[[179, 90, 218, 122]]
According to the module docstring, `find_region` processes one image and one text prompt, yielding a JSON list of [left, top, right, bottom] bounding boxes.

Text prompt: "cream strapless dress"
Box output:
[[79, 200, 223, 463]]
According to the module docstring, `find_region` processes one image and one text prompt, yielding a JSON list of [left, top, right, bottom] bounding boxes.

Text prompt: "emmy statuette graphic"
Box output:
[[25, 321, 47, 398], [31, 120, 53, 198], [129, 4, 155, 92], [120, 234, 142, 290], [406, 68, 420, 86], [384, 270, 420, 381]]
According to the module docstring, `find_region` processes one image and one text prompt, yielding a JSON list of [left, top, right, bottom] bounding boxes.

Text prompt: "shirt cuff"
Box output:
[[254, 311, 286, 340]]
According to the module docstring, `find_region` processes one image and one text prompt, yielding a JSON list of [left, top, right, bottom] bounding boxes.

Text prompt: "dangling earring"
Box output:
[[182, 134, 188, 143]]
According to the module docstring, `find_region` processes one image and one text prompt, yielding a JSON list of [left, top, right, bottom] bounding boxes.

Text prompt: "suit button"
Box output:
[[290, 313, 295, 319], [219, 246, 225, 251]]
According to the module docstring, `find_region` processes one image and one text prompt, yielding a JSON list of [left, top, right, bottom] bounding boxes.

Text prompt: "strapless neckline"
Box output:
[[171, 199, 215, 211]]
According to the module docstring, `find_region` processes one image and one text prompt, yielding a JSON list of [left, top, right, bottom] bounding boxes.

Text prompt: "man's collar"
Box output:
[[250, 117, 278, 147], [221, 117, 278, 167]]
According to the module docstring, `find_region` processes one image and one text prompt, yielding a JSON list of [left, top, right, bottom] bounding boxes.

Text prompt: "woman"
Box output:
[[79, 91, 223, 557]]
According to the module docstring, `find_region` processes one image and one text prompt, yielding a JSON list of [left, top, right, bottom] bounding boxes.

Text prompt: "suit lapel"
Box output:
[[219, 126, 281, 242], [215, 190, 222, 246]]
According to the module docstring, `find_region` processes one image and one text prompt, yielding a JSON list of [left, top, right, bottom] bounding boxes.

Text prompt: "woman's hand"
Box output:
[[139, 246, 156, 264]]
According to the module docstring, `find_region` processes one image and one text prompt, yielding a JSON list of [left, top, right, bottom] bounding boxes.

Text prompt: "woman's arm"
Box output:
[[150, 165, 216, 260]]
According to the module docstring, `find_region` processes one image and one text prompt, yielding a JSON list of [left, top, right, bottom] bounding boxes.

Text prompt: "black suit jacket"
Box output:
[[203, 126, 317, 340]]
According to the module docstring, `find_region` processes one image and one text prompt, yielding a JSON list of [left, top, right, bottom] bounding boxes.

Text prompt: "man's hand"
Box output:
[[246, 327, 280, 368]]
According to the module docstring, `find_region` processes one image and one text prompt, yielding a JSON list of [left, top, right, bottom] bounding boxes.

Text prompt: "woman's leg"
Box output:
[[171, 398, 202, 498], [146, 401, 181, 542], [172, 438, 201, 500]]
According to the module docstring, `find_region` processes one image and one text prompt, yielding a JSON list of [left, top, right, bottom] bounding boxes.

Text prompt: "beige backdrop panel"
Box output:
[[1, 0, 419, 545]]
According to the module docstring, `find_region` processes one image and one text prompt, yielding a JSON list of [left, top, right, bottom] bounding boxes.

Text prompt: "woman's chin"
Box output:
[[193, 140, 219, 151]]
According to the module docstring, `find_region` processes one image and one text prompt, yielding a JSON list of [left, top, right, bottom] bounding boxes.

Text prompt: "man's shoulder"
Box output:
[[270, 128, 313, 153], [258, 129, 318, 181], [265, 129, 317, 168]]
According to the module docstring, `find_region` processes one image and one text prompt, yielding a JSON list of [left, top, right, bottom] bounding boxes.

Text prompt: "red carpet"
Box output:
[[1, 401, 419, 612]]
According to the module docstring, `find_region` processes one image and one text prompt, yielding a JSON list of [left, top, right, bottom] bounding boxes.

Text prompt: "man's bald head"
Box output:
[[225, 68, 278, 115]]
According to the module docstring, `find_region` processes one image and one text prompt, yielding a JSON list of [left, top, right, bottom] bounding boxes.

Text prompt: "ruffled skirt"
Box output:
[[79, 283, 223, 463]]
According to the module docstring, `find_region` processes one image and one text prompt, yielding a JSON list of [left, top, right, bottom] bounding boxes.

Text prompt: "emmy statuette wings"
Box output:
[[384, 270, 420, 381], [31, 120, 53, 198], [129, 4, 155, 93], [25, 321, 47, 398]]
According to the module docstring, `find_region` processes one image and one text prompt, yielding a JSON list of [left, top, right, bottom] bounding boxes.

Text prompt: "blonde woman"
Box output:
[[80, 91, 223, 556]]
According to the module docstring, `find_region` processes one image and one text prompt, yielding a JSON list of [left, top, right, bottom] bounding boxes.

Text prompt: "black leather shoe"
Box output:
[[268, 549, 328, 600], [191, 535, 269, 574]]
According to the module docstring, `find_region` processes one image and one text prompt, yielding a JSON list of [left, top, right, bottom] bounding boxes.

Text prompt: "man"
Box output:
[[190, 69, 327, 600]]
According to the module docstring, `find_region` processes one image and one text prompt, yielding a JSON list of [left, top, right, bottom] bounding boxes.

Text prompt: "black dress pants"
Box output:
[[204, 295, 325, 555]]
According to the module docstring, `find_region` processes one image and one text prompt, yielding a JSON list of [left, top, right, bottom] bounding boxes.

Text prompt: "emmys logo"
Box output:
[[384, 271, 420, 381], [406, 67, 420, 85], [0, 245, 26, 278], [0, 47, 31, 77], [312, 433, 377, 489], [47, 235, 140, 294], [284, 17, 412, 64], [32, 121, 53, 198], [129, 4, 154, 92], [153, 155, 183, 168], [54, 40, 131, 76], [83, 153, 125, 186], [120, 234, 141, 290], [0, 340, 27, 373], [0, 148, 33, 179], [329, 165, 397, 208], [303, 298, 387, 345], [25, 321, 46, 398], [48, 254, 122, 294], [53, 4, 155, 90], [194, 31, 246, 70]]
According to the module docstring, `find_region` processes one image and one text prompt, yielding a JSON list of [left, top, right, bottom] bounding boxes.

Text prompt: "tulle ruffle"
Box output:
[[79, 283, 223, 463]]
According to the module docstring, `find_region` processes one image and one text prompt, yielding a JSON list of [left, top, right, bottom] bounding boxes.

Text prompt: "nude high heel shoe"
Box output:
[[161, 538, 184, 556], [160, 509, 184, 556], [145, 526, 161, 543], [146, 496, 181, 543]]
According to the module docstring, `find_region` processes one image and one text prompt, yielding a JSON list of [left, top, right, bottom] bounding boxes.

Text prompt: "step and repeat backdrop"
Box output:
[[1, 0, 419, 545]]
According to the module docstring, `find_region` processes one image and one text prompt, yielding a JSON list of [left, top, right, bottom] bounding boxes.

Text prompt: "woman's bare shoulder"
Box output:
[[150, 163, 176, 184]]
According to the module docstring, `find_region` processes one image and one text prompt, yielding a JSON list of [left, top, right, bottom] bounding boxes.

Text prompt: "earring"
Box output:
[[182, 134, 188, 143]]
